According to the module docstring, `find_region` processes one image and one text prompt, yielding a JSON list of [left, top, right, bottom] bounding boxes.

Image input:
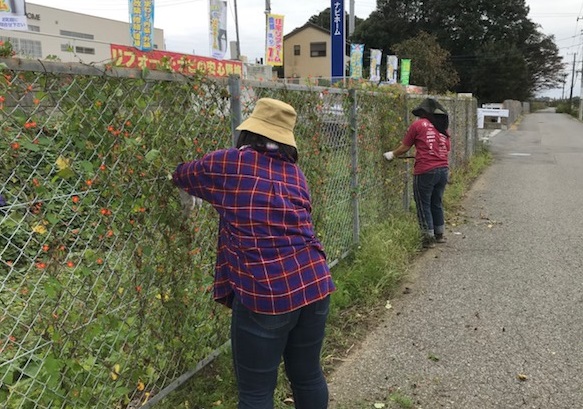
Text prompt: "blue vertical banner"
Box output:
[[330, 0, 345, 82], [129, 0, 154, 51]]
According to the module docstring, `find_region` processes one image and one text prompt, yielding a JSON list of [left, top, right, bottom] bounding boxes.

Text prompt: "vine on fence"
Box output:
[[0, 67, 232, 408], [1, 57, 476, 408]]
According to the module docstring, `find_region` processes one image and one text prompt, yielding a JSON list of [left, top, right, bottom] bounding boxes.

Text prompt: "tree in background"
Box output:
[[308, 8, 364, 34], [472, 41, 530, 102], [348, 0, 563, 101], [392, 32, 459, 94]]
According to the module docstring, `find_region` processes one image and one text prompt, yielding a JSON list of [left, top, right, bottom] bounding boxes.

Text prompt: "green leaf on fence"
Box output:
[[42, 353, 65, 388], [44, 277, 62, 299], [142, 245, 153, 256], [80, 160, 94, 173], [37, 137, 52, 146], [34, 91, 48, 101], [80, 356, 97, 371], [136, 97, 148, 109], [21, 360, 41, 379], [54, 167, 76, 180], [46, 213, 59, 225], [20, 140, 41, 152], [0, 362, 16, 384], [145, 149, 161, 163]]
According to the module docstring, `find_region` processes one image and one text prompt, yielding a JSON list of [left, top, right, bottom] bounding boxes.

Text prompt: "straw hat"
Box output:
[[236, 98, 297, 148]]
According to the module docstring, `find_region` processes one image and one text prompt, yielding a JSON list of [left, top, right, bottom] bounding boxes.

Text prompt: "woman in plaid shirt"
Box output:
[[173, 98, 335, 409]]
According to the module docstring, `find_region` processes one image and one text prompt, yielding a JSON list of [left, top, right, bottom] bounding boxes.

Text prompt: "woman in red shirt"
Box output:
[[173, 98, 335, 408], [383, 98, 451, 248]]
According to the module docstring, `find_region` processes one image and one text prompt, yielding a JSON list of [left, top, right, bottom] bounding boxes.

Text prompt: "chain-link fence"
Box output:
[[0, 58, 478, 408]]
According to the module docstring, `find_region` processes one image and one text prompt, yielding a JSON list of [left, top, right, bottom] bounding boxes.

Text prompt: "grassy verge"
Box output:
[[157, 147, 492, 409]]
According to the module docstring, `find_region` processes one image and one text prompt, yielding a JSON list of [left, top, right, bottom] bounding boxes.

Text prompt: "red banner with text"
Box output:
[[111, 44, 243, 78]]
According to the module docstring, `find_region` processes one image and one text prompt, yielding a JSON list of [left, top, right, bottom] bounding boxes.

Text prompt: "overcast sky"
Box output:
[[28, 0, 583, 97]]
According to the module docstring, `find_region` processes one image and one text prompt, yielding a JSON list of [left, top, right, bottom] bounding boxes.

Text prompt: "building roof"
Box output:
[[284, 22, 330, 40]]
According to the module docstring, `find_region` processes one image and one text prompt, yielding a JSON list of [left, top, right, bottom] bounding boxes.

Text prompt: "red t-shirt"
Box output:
[[402, 118, 450, 175]]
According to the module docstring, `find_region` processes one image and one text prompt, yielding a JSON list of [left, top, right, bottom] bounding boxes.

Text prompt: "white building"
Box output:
[[0, 3, 165, 63]]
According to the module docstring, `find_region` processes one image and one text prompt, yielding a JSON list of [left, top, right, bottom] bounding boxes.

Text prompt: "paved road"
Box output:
[[328, 110, 583, 409]]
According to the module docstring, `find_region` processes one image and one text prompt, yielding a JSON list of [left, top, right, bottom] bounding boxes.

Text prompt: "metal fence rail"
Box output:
[[0, 58, 478, 408]]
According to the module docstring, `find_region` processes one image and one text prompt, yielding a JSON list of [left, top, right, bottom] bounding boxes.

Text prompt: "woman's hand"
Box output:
[[383, 151, 395, 161]]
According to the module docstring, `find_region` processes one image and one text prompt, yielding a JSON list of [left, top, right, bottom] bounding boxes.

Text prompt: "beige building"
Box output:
[[283, 22, 347, 83], [0, 3, 164, 63]]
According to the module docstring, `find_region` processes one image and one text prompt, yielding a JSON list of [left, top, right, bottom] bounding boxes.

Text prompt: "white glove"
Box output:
[[383, 151, 395, 161], [179, 189, 203, 216]]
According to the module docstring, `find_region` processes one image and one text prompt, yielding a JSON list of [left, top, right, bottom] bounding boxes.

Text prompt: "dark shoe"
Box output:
[[422, 236, 436, 248], [435, 234, 447, 244]]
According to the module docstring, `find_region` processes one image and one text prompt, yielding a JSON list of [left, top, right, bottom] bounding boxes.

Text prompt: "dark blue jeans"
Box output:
[[231, 295, 330, 409], [413, 167, 449, 237]]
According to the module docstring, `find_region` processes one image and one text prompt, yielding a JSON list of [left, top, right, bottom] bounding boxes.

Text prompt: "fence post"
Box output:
[[450, 98, 458, 169], [465, 98, 472, 162], [403, 94, 411, 212], [349, 88, 360, 246], [229, 75, 242, 147]]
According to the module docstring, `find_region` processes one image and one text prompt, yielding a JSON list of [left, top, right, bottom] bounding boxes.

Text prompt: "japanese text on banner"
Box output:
[[129, 0, 154, 51], [266, 14, 284, 66], [0, 0, 28, 31], [330, 0, 344, 81], [111, 44, 243, 78], [209, 0, 227, 60]]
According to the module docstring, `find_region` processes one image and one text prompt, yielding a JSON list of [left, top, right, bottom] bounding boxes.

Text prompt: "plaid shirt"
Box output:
[[172, 147, 335, 314]]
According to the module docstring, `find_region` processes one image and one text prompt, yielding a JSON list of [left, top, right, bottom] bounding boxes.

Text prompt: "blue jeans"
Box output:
[[231, 295, 330, 409], [413, 167, 449, 237]]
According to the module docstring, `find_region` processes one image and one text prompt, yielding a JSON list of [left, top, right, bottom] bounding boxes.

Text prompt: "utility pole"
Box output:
[[579, 29, 583, 121], [233, 0, 242, 60], [264, 0, 271, 65], [569, 53, 576, 110], [349, 0, 355, 36]]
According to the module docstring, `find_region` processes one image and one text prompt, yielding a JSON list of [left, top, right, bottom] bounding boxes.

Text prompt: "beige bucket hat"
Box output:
[[236, 98, 297, 148]]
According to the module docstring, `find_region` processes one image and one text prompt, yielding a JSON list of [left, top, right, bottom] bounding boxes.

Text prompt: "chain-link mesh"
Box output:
[[1, 59, 479, 408], [1, 60, 232, 408]]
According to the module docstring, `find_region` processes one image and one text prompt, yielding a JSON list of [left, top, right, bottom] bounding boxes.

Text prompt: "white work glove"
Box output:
[[383, 151, 395, 161], [178, 189, 203, 216]]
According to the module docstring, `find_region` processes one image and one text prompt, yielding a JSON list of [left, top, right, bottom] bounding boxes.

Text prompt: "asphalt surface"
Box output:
[[328, 109, 583, 409]]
